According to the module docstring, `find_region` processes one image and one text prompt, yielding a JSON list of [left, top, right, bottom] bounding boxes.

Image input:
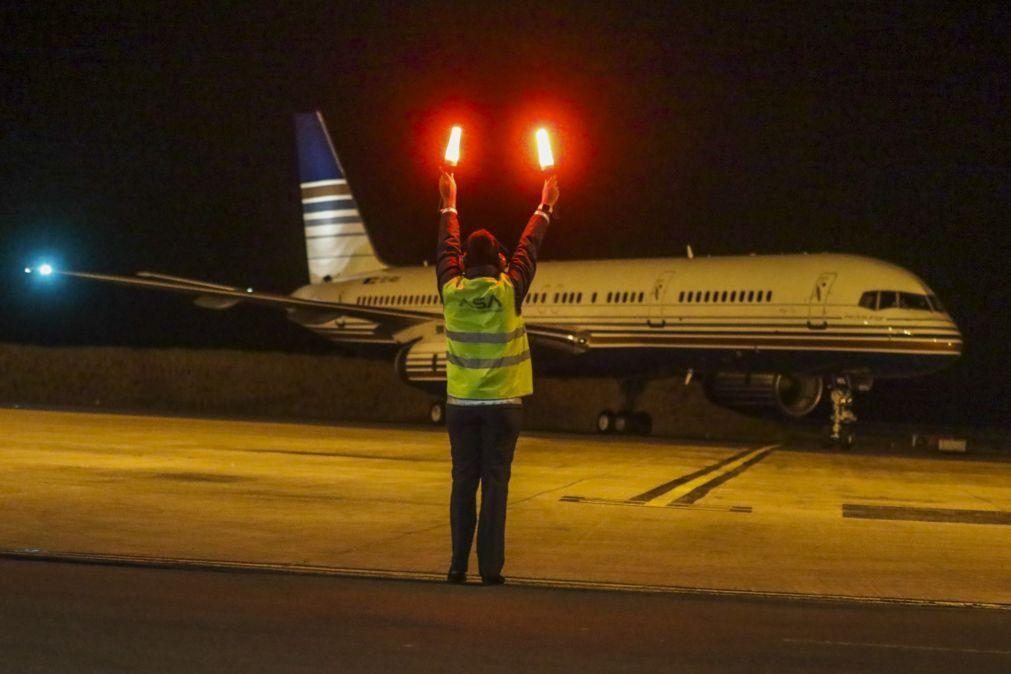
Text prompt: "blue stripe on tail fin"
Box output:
[[294, 112, 387, 283]]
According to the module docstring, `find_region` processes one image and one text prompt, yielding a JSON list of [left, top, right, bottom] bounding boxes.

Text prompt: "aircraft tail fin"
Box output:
[[294, 112, 388, 283]]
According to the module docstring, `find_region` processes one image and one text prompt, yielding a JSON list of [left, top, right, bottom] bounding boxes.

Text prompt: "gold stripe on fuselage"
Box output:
[[588, 333, 961, 354]]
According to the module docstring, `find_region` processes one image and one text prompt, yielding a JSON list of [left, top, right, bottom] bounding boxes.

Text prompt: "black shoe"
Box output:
[[480, 574, 506, 586], [446, 570, 467, 584]]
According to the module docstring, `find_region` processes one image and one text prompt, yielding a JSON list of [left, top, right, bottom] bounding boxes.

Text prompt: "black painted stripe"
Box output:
[[628, 446, 758, 503], [559, 495, 753, 513], [842, 504, 1011, 526], [670, 447, 776, 505]]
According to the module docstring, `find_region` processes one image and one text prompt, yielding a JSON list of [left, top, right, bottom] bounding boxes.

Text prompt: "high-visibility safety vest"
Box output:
[[442, 273, 533, 400]]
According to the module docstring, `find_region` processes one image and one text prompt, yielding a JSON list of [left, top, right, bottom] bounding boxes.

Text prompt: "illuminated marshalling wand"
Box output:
[[535, 128, 558, 219], [443, 126, 462, 170], [535, 128, 555, 172]]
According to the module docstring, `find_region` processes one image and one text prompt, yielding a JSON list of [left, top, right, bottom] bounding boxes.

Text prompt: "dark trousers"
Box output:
[[446, 403, 523, 578]]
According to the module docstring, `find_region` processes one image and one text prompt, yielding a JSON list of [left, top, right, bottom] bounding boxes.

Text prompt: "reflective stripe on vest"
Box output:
[[446, 351, 531, 369], [442, 274, 534, 400], [444, 326, 527, 344]]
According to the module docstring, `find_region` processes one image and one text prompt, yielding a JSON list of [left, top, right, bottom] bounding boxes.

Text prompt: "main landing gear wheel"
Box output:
[[429, 400, 446, 425], [595, 379, 654, 435], [596, 409, 652, 435], [596, 410, 616, 434]]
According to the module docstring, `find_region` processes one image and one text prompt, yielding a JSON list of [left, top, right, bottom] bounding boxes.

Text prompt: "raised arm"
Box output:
[[508, 176, 559, 311], [436, 170, 463, 292]]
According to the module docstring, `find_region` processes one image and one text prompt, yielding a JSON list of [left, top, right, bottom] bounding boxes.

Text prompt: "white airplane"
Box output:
[[28, 112, 962, 446]]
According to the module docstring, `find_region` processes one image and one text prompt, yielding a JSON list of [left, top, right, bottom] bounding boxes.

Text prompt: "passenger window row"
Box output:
[[357, 294, 442, 307], [678, 289, 773, 304], [527, 292, 549, 304], [606, 291, 646, 304], [527, 291, 586, 304], [859, 290, 942, 312], [526, 291, 639, 304]]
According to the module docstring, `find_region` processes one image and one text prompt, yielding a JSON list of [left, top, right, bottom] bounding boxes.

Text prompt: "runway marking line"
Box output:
[[2, 548, 1008, 611], [782, 637, 1011, 656], [843, 503, 1011, 526], [564, 444, 778, 509], [665, 444, 778, 505], [559, 496, 752, 513]]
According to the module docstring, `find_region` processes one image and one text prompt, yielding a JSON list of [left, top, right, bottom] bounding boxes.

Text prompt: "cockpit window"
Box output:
[[898, 292, 931, 311], [860, 290, 940, 312], [877, 291, 898, 310]]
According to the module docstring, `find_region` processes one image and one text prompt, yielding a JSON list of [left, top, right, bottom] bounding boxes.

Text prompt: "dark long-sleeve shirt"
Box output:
[[436, 210, 550, 314]]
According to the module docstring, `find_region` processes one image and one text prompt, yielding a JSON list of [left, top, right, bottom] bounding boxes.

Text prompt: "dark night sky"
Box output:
[[1, 2, 1008, 425]]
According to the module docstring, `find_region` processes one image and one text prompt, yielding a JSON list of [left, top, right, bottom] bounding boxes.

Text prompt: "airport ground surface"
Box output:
[[2, 558, 1009, 673], [2, 409, 1010, 670]]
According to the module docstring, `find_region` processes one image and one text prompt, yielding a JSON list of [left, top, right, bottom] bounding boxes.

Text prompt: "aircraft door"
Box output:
[[648, 272, 675, 328], [807, 272, 837, 329], [541, 283, 562, 315]]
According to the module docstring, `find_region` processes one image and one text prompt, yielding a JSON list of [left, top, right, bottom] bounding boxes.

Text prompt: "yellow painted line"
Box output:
[[641, 444, 778, 506]]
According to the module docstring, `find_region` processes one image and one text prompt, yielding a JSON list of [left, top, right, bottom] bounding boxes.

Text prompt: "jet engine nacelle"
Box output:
[[704, 372, 824, 418], [394, 337, 448, 394]]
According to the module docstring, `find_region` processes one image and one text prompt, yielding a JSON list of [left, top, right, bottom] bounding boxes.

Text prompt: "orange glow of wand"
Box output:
[[535, 128, 555, 171], [444, 126, 462, 168]]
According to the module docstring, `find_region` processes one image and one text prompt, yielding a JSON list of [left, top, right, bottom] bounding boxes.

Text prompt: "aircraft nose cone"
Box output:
[[948, 318, 964, 356]]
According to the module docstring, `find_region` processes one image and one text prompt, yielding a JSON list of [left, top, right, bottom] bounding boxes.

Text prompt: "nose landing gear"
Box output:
[[823, 376, 857, 449]]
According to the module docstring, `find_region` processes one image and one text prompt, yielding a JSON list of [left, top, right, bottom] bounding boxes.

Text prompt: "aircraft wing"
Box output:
[[52, 269, 433, 332], [43, 269, 592, 352], [523, 321, 592, 354]]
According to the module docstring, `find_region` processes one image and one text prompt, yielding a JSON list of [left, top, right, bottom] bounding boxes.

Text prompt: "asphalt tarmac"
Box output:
[[2, 558, 1009, 673], [1, 408, 1009, 670]]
